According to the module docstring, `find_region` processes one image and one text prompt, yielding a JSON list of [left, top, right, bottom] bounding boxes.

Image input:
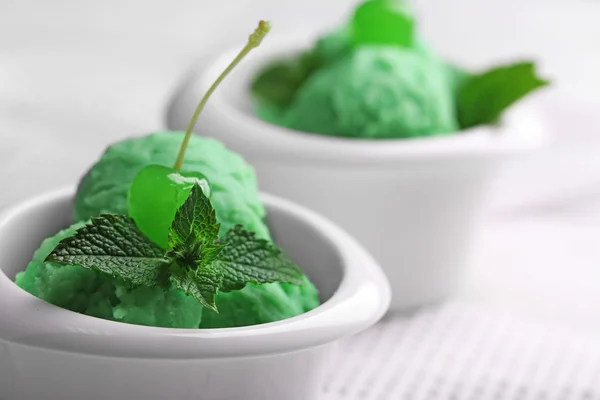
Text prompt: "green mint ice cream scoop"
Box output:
[[62, 21, 320, 328], [282, 46, 458, 139], [251, 0, 546, 139], [74, 132, 270, 240], [70, 132, 320, 328]]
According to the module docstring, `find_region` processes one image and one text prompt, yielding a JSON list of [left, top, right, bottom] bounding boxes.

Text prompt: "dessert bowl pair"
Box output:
[[0, 23, 391, 400], [166, 35, 545, 311], [0, 187, 390, 400], [0, 18, 544, 400]]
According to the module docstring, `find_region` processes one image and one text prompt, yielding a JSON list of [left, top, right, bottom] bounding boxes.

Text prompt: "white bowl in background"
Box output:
[[0, 187, 390, 400], [165, 36, 545, 311]]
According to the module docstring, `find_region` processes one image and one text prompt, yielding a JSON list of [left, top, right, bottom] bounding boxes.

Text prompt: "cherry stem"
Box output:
[[173, 20, 271, 171]]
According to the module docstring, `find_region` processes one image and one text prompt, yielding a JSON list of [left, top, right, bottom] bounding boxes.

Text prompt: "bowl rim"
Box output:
[[192, 34, 546, 165], [0, 187, 390, 359]]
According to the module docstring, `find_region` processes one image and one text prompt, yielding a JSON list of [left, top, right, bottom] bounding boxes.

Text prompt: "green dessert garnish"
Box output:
[[251, 0, 549, 139], [129, 20, 271, 249], [128, 166, 211, 249], [250, 50, 323, 110], [46, 183, 303, 313], [16, 21, 320, 328], [456, 61, 549, 129], [351, 0, 414, 47]]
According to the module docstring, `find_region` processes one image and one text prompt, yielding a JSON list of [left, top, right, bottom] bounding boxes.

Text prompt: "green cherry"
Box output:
[[127, 21, 271, 248], [128, 165, 210, 248], [351, 0, 414, 47]]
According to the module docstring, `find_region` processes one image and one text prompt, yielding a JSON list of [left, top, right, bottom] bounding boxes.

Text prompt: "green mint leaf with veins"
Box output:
[[167, 183, 226, 311], [168, 182, 220, 249], [456, 61, 549, 129], [45, 215, 170, 287], [215, 225, 305, 292]]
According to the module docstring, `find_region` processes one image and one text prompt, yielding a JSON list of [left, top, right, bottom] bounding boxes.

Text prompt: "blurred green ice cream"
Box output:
[[251, 1, 465, 139], [283, 46, 458, 139]]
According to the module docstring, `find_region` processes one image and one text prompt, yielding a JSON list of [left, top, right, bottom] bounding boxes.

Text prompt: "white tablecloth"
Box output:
[[1, 1, 600, 398]]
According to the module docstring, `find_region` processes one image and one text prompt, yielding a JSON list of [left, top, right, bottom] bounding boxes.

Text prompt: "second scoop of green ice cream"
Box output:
[[282, 46, 458, 139], [16, 132, 320, 328], [250, 0, 464, 141], [252, 2, 547, 138]]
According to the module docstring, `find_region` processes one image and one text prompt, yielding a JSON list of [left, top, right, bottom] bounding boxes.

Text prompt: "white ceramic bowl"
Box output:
[[0, 187, 390, 400], [166, 35, 545, 311]]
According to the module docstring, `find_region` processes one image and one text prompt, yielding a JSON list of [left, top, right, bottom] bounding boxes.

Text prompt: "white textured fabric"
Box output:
[[325, 302, 600, 399]]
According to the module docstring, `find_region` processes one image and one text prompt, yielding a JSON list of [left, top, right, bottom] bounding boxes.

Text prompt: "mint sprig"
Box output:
[[45, 183, 305, 313], [456, 61, 549, 129], [165, 184, 226, 311], [169, 177, 220, 247]]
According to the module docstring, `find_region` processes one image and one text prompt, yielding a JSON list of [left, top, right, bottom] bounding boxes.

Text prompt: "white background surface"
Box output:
[[1, 0, 600, 385]]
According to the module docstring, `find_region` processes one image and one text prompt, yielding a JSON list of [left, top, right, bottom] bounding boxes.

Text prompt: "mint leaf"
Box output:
[[170, 264, 222, 313], [167, 183, 226, 311], [456, 61, 549, 129], [250, 50, 324, 108], [169, 183, 220, 249], [167, 183, 224, 269], [215, 225, 305, 292], [45, 215, 170, 286]]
